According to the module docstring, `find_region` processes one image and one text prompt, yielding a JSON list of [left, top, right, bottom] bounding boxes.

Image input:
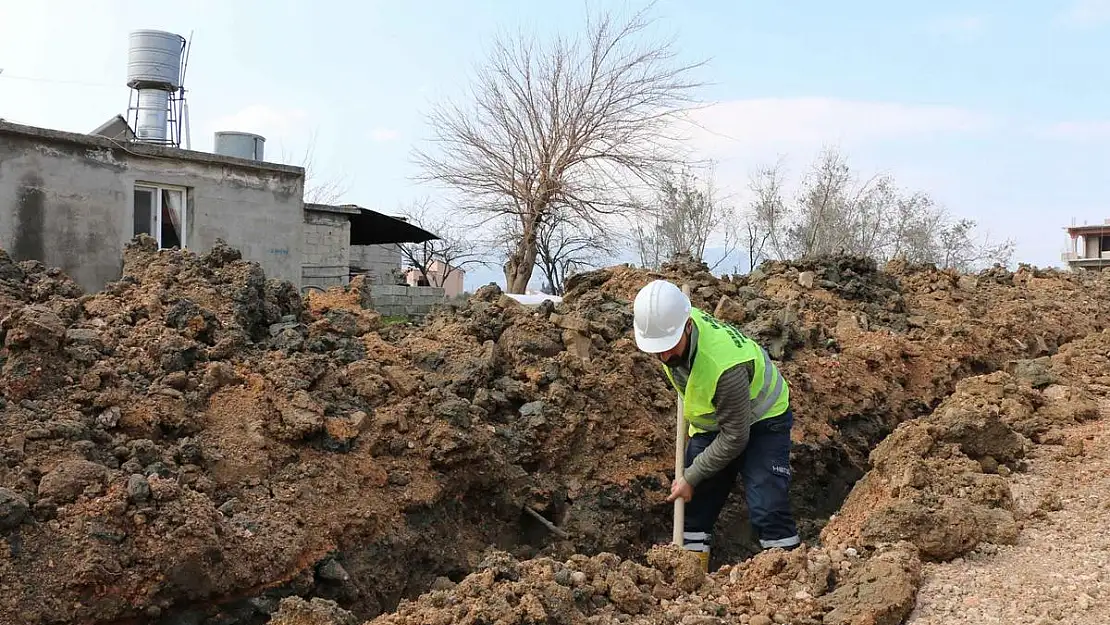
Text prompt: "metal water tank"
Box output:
[[214, 131, 266, 161], [127, 30, 185, 89], [135, 90, 170, 141]]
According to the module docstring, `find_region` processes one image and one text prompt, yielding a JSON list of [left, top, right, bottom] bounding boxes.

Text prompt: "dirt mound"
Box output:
[[266, 542, 920, 625], [820, 371, 1032, 561], [4, 241, 1110, 625], [280, 370, 1102, 625], [270, 597, 361, 625], [556, 252, 1110, 562]]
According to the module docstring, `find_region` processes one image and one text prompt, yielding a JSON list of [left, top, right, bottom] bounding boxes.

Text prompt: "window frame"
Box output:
[[134, 182, 188, 250]]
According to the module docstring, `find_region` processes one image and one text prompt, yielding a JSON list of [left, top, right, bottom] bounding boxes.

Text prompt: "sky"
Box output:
[[2, 0, 1109, 291]]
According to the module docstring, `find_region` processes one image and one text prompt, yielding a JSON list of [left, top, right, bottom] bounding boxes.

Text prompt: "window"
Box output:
[[134, 184, 187, 249]]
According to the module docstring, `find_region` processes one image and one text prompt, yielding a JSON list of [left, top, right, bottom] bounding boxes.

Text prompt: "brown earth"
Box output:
[[905, 404, 1110, 624], [2, 240, 1110, 624]]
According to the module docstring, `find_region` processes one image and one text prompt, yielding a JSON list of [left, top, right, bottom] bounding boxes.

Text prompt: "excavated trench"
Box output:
[[103, 337, 1055, 625], [9, 245, 1110, 625], [307, 351, 1039, 622], [134, 383, 971, 625]]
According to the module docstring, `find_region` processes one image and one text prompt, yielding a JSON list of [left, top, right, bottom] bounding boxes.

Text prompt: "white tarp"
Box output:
[[502, 293, 563, 306]]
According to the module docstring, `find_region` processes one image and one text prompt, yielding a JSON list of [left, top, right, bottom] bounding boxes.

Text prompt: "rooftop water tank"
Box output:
[[134, 90, 171, 141], [127, 30, 185, 90], [214, 131, 266, 161]]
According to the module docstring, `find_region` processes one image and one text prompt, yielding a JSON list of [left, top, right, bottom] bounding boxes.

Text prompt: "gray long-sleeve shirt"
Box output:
[[670, 324, 756, 487]]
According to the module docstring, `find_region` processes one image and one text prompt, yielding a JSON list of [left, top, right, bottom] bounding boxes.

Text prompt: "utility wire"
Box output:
[[0, 73, 119, 88]]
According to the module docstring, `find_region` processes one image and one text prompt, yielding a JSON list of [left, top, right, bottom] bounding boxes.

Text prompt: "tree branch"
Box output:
[[411, 1, 705, 292], [748, 145, 1015, 272], [396, 199, 491, 289]]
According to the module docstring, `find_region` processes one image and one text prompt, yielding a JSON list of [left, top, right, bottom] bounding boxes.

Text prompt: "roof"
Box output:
[[0, 120, 303, 176], [1066, 223, 1110, 235], [304, 203, 440, 245], [90, 115, 136, 142]]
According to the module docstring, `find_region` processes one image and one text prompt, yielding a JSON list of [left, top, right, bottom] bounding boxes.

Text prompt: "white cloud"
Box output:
[[925, 16, 986, 40], [1057, 0, 1110, 27], [681, 97, 994, 159], [1035, 120, 1110, 141], [370, 127, 401, 142]]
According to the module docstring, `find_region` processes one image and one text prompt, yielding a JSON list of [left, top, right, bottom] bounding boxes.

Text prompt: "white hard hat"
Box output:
[[633, 279, 691, 353]]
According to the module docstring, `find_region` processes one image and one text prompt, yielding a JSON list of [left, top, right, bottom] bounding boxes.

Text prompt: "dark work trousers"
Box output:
[[681, 409, 801, 553]]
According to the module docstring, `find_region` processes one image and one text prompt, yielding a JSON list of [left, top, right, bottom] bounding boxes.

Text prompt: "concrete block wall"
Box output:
[[371, 284, 446, 317], [301, 267, 347, 289], [302, 211, 350, 290], [350, 243, 402, 285], [304, 211, 349, 267]]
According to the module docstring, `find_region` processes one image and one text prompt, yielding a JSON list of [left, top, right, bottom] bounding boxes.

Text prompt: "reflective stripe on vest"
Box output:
[[752, 343, 786, 417], [662, 307, 790, 436]]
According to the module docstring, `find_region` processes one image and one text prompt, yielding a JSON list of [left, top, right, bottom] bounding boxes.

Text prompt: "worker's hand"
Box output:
[[666, 477, 693, 503]]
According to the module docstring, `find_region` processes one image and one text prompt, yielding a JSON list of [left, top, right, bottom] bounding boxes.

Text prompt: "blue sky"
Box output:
[[2, 0, 1109, 291]]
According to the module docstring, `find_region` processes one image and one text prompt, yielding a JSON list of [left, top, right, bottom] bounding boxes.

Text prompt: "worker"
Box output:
[[633, 279, 800, 571]]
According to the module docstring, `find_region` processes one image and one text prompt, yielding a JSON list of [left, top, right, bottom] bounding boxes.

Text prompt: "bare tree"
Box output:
[[747, 146, 1015, 272], [536, 213, 618, 295], [397, 200, 488, 288], [936, 218, 1015, 271], [781, 147, 895, 259], [497, 207, 617, 295], [413, 2, 705, 293], [741, 160, 788, 271], [634, 164, 736, 270], [886, 190, 947, 264]]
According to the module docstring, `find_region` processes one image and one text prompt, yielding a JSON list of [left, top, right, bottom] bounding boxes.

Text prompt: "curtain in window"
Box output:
[[161, 189, 184, 248]]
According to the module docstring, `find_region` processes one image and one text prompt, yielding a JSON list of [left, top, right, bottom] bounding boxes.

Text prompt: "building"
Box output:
[[0, 28, 445, 307], [403, 260, 466, 298], [303, 202, 439, 291], [0, 119, 443, 295], [0, 120, 305, 291], [1063, 221, 1110, 271]]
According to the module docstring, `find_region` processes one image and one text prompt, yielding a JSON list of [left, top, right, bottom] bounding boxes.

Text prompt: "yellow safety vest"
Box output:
[[662, 307, 790, 437]]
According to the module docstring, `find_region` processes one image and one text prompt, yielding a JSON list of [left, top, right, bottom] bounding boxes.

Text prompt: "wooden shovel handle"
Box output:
[[673, 283, 690, 546]]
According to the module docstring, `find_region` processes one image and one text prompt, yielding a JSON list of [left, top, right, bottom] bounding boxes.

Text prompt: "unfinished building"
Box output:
[[0, 29, 444, 302], [0, 120, 305, 291]]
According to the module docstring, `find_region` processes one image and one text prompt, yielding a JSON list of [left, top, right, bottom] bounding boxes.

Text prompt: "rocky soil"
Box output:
[[903, 332, 1110, 625], [2, 240, 1110, 624], [276, 332, 1110, 625], [906, 412, 1110, 624]]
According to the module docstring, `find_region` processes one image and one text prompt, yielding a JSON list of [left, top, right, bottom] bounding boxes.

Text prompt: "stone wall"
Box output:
[[371, 284, 446, 318]]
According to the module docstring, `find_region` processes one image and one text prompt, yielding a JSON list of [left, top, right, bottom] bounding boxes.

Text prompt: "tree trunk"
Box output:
[[503, 209, 544, 294], [504, 234, 539, 294]]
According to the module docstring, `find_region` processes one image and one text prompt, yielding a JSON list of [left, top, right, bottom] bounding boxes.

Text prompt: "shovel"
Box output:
[[672, 283, 691, 547]]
